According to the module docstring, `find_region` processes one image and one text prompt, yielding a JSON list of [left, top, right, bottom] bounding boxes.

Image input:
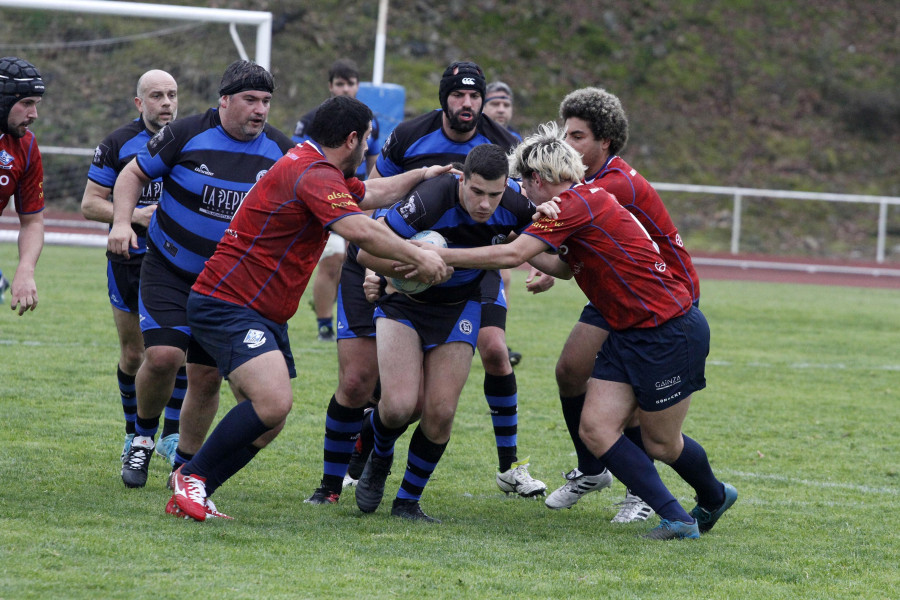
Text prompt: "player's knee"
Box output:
[[337, 371, 378, 407], [120, 346, 144, 373], [641, 434, 682, 464], [142, 346, 184, 374], [255, 395, 293, 429]]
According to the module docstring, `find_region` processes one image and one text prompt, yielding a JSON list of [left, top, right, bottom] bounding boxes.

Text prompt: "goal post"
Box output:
[[0, 0, 272, 69], [0, 0, 274, 211]]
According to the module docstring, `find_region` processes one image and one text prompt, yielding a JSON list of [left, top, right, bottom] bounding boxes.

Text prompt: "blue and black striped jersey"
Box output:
[[136, 108, 294, 280], [87, 118, 161, 263]]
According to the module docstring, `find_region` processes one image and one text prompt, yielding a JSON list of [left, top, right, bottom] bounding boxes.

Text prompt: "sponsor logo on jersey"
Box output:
[[655, 261, 667, 272], [491, 234, 507, 245], [255, 170, 268, 182], [0, 150, 14, 169], [675, 233, 684, 248], [327, 191, 357, 210], [399, 196, 417, 218], [194, 164, 215, 176], [139, 181, 163, 204], [147, 125, 175, 157], [243, 329, 267, 349], [398, 193, 427, 226], [655, 375, 681, 390], [91, 144, 108, 167], [458, 319, 473, 335], [200, 185, 247, 220], [531, 218, 561, 232]]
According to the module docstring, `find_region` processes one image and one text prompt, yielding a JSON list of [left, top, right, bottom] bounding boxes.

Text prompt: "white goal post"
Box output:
[[0, 0, 273, 69]]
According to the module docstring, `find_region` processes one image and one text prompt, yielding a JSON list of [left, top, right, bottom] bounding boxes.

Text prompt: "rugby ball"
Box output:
[[390, 230, 447, 295]]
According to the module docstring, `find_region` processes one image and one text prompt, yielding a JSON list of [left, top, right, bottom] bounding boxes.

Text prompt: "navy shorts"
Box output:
[[577, 302, 613, 331], [592, 306, 710, 412], [374, 294, 481, 352], [336, 254, 376, 340], [186, 291, 296, 379], [138, 248, 215, 366], [578, 298, 701, 332], [479, 269, 507, 330], [107, 259, 142, 313]]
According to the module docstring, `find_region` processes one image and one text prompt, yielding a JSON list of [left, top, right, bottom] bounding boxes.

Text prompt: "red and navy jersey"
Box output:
[[383, 173, 535, 304], [136, 108, 294, 280], [589, 156, 700, 302], [524, 183, 692, 330], [87, 118, 162, 263], [0, 130, 43, 216], [376, 109, 518, 176], [192, 141, 368, 324]]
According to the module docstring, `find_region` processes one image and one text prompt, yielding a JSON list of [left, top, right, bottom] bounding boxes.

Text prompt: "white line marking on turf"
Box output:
[[721, 469, 899, 495], [708, 360, 900, 371]]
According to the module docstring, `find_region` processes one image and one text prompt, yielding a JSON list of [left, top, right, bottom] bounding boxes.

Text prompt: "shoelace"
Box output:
[[183, 475, 207, 505], [512, 465, 534, 483], [125, 447, 150, 469]]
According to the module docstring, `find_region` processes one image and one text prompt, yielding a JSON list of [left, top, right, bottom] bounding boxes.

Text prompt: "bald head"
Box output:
[[135, 69, 178, 133]]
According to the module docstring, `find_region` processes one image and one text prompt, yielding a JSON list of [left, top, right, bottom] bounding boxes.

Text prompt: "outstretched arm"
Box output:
[[359, 164, 455, 210], [331, 214, 451, 286], [437, 234, 557, 272]]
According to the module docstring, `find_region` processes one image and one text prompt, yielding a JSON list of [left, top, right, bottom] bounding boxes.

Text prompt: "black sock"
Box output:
[[321, 395, 365, 492], [484, 372, 517, 471]]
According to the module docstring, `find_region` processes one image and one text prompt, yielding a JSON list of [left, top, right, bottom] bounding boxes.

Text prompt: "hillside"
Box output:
[[2, 0, 898, 259]]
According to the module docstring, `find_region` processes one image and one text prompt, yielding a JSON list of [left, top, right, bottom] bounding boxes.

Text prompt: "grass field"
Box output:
[[1, 244, 898, 600]]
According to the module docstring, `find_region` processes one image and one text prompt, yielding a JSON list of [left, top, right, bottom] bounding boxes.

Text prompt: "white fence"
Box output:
[[3, 151, 900, 271], [652, 183, 900, 264]]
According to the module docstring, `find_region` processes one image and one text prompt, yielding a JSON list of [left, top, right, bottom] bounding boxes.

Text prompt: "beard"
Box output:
[[7, 121, 30, 139], [446, 108, 478, 133], [344, 142, 366, 178]]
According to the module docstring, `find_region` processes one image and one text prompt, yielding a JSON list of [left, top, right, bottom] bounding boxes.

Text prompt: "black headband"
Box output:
[[218, 78, 274, 97]]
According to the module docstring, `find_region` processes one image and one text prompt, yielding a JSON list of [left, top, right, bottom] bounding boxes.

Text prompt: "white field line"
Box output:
[[707, 360, 900, 371], [718, 469, 899, 496]]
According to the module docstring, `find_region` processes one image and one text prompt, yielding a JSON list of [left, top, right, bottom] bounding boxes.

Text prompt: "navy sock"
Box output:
[[172, 448, 193, 469], [600, 435, 693, 523], [560, 394, 606, 475], [668, 434, 725, 509], [484, 372, 518, 471], [161, 366, 186, 439], [623, 425, 646, 452], [370, 407, 408, 458], [397, 425, 447, 502], [117, 365, 137, 436], [205, 444, 260, 497], [135, 414, 160, 440], [317, 317, 333, 332], [183, 400, 271, 480], [321, 395, 365, 492]]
